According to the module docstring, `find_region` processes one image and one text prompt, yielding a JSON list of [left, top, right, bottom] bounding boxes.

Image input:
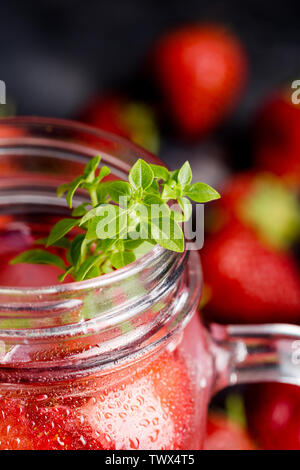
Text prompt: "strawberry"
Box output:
[[154, 24, 247, 137], [254, 93, 300, 185], [201, 221, 300, 324], [204, 412, 256, 450], [216, 172, 300, 251], [78, 95, 159, 154], [246, 383, 300, 449]]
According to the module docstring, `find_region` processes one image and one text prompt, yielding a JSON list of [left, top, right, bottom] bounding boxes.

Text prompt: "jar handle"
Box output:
[[209, 323, 300, 394]]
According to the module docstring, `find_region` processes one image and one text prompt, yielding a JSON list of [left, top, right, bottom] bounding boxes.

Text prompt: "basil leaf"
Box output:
[[72, 202, 91, 217], [143, 194, 170, 219], [146, 179, 159, 194], [149, 164, 169, 181], [98, 165, 111, 181], [10, 249, 66, 270], [99, 237, 118, 252], [66, 176, 83, 208], [184, 182, 220, 202], [57, 182, 70, 198], [58, 266, 74, 282], [83, 155, 101, 180], [169, 169, 179, 182], [111, 251, 136, 269], [151, 215, 184, 252], [129, 159, 154, 190], [162, 183, 177, 200], [179, 196, 192, 222], [70, 234, 86, 268], [96, 181, 112, 204], [108, 181, 132, 205], [46, 218, 79, 247], [133, 240, 156, 259], [178, 161, 192, 186], [86, 205, 127, 240], [75, 254, 103, 281], [123, 238, 144, 250], [85, 265, 101, 279], [35, 237, 71, 250]]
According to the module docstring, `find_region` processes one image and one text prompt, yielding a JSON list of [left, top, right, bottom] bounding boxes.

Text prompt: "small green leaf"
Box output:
[[133, 241, 155, 259], [10, 249, 66, 270], [86, 205, 127, 240], [96, 181, 112, 204], [45, 237, 71, 249], [57, 182, 70, 198], [129, 159, 154, 190], [72, 202, 91, 217], [151, 215, 184, 252], [143, 193, 163, 206], [99, 237, 118, 252], [143, 194, 170, 219], [108, 181, 132, 204], [97, 165, 111, 181], [146, 179, 159, 194], [85, 265, 101, 279], [83, 155, 101, 180], [75, 254, 104, 281], [85, 166, 111, 190], [179, 196, 192, 222], [169, 169, 179, 182], [58, 266, 74, 282], [162, 183, 177, 200], [101, 261, 114, 274], [46, 218, 79, 247], [110, 251, 136, 269], [66, 176, 83, 208], [184, 182, 220, 202], [70, 234, 86, 268], [178, 161, 192, 186], [123, 238, 144, 250], [149, 164, 169, 181]]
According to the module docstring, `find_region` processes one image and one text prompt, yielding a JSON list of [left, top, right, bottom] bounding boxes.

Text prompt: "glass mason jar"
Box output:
[[0, 117, 299, 451]]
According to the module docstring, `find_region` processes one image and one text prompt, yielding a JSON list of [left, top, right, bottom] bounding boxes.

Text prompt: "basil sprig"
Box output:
[[11, 156, 220, 281]]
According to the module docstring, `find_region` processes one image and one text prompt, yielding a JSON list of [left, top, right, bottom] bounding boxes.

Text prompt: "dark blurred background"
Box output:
[[2, 0, 300, 122]]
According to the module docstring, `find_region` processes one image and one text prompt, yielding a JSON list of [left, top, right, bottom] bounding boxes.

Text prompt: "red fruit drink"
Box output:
[[0, 119, 212, 450], [0, 215, 211, 450]]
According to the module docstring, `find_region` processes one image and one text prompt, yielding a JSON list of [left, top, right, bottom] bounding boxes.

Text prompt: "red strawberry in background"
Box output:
[[78, 95, 159, 154], [246, 383, 300, 449], [201, 171, 300, 324], [204, 412, 256, 450], [217, 172, 300, 251], [201, 221, 300, 324], [154, 24, 247, 138], [254, 92, 300, 185]]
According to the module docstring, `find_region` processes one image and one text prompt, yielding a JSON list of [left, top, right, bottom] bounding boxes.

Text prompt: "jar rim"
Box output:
[[0, 243, 166, 296]]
